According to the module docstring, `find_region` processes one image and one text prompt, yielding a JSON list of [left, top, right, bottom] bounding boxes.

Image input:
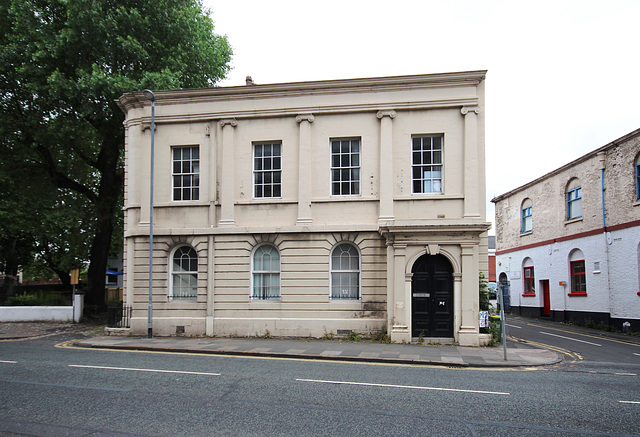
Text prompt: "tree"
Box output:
[[0, 0, 232, 308]]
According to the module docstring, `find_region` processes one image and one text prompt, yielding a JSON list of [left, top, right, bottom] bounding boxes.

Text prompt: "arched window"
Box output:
[[521, 198, 533, 233], [569, 249, 586, 296], [330, 243, 360, 299], [252, 245, 280, 299], [170, 246, 198, 299], [566, 178, 582, 221], [522, 257, 535, 296]]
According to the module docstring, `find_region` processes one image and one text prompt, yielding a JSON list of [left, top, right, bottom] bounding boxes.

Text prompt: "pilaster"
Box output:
[[219, 119, 237, 227], [296, 114, 314, 225], [461, 106, 481, 219], [390, 242, 411, 343], [377, 110, 396, 224], [459, 243, 480, 346]]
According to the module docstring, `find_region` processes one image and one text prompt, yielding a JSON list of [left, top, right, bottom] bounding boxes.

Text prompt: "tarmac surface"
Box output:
[[0, 320, 561, 368]]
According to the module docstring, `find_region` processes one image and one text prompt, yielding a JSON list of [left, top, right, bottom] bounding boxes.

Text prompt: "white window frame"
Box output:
[[567, 186, 582, 220], [330, 138, 361, 196], [522, 205, 532, 233], [251, 244, 281, 300], [172, 146, 200, 201], [411, 134, 443, 194], [253, 142, 282, 199], [330, 242, 361, 300], [169, 245, 198, 300]]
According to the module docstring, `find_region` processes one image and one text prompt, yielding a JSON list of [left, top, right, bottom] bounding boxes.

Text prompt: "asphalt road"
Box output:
[[506, 316, 640, 375], [1, 330, 639, 436]]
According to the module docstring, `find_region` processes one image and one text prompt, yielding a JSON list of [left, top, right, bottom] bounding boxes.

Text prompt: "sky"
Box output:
[[203, 0, 640, 233]]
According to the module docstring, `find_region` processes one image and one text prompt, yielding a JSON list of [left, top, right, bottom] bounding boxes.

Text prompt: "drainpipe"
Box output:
[[597, 152, 613, 325]]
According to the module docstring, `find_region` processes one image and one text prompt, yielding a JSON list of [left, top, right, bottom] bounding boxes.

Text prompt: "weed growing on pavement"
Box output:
[[346, 331, 361, 342], [371, 327, 391, 344], [322, 330, 335, 340]]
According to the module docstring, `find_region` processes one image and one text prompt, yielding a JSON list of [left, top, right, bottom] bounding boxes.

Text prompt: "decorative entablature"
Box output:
[[378, 221, 492, 246], [118, 70, 487, 128]]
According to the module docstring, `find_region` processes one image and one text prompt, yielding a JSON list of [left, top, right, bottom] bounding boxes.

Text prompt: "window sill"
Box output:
[[565, 217, 583, 225], [520, 231, 533, 237], [567, 292, 587, 297], [522, 293, 536, 297]]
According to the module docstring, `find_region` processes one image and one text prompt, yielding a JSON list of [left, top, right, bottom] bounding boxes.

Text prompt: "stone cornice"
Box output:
[[117, 70, 487, 113]]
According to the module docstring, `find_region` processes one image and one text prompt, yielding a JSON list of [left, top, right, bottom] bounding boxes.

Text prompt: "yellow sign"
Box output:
[[70, 269, 80, 285]]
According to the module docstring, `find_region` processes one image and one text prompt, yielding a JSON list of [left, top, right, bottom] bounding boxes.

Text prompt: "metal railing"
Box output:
[[107, 305, 132, 328]]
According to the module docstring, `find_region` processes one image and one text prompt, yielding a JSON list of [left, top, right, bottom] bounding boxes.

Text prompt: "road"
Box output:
[[506, 316, 640, 374], [0, 329, 639, 436]]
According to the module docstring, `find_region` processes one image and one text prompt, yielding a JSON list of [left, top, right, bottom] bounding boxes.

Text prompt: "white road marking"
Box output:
[[506, 324, 522, 329], [0, 360, 17, 363], [69, 364, 220, 376], [619, 400, 640, 404], [615, 373, 637, 376], [539, 331, 602, 346], [633, 353, 640, 357], [296, 378, 510, 396]]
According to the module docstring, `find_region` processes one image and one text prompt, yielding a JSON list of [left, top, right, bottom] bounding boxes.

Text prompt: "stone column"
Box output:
[[206, 122, 217, 228], [459, 243, 480, 346], [296, 114, 314, 225], [219, 119, 237, 227], [461, 106, 481, 219], [377, 110, 396, 224], [390, 243, 411, 343], [206, 235, 215, 336]]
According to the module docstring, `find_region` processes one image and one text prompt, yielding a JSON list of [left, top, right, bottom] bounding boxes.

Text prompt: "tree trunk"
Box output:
[[85, 127, 123, 310]]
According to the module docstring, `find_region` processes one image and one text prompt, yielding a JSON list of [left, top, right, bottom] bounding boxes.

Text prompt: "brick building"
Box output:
[[492, 128, 640, 330]]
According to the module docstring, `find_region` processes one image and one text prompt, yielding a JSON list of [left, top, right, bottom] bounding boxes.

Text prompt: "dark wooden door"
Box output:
[[411, 254, 453, 337]]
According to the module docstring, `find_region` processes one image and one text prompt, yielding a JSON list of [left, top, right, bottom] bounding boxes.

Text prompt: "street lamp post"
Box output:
[[143, 89, 155, 338]]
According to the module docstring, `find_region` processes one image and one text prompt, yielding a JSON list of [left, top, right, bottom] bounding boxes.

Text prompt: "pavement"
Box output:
[[1, 320, 561, 368]]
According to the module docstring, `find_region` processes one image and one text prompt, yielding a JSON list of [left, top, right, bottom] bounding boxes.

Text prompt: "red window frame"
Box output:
[[569, 260, 587, 296], [523, 266, 535, 296]]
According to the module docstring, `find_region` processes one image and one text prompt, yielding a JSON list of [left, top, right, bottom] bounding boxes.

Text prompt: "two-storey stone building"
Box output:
[[492, 128, 640, 331], [118, 71, 491, 345]]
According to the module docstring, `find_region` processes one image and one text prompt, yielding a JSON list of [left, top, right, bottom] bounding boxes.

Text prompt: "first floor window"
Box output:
[[567, 187, 582, 220], [412, 135, 443, 194], [254, 142, 282, 198], [252, 245, 280, 299], [172, 146, 200, 201], [331, 138, 360, 196], [522, 206, 532, 233], [570, 260, 586, 293], [331, 243, 360, 299], [523, 266, 535, 294], [171, 246, 198, 299]]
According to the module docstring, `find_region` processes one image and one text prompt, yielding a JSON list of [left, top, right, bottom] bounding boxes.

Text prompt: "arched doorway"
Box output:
[[411, 254, 453, 337]]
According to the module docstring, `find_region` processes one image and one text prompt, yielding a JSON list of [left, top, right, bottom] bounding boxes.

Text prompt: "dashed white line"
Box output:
[[539, 331, 602, 346], [619, 400, 640, 405], [296, 378, 510, 396], [69, 364, 220, 376], [633, 353, 640, 357], [614, 373, 637, 376], [0, 360, 17, 363], [506, 324, 522, 329]]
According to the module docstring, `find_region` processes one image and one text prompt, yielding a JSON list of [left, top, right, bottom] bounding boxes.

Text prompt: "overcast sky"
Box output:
[[204, 0, 640, 232]]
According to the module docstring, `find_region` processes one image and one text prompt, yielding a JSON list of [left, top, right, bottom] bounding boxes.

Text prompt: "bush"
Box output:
[[3, 291, 69, 306]]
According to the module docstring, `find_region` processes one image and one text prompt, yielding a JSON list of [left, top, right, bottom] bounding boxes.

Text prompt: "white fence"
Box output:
[[0, 293, 84, 323]]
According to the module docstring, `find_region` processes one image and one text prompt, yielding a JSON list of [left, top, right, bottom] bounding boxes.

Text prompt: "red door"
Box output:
[[542, 280, 551, 316]]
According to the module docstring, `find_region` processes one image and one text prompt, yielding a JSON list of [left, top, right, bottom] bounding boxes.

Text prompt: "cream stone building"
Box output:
[[492, 128, 640, 331], [118, 71, 491, 345]]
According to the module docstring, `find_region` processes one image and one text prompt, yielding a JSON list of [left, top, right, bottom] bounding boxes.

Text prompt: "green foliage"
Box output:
[[479, 272, 490, 311], [322, 330, 335, 340], [3, 291, 70, 306], [0, 0, 232, 304], [346, 331, 361, 342], [416, 331, 425, 345], [371, 327, 391, 344]]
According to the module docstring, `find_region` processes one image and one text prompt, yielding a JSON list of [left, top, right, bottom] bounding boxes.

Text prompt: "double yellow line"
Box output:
[[509, 335, 583, 362]]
